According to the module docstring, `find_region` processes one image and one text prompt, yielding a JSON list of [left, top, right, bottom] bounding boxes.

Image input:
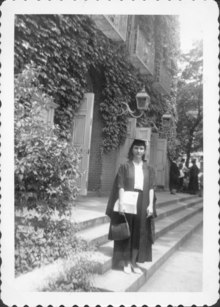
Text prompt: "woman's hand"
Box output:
[[147, 189, 154, 217], [119, 188, 126, 214], [119, 202, 126, 214], [146, 204, 153, 217]]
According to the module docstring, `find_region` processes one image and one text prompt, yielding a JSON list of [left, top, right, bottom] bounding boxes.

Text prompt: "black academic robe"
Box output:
[[188, 164, 199, 193], [106, 161, 157, 266], [169, 161, 180, 191]]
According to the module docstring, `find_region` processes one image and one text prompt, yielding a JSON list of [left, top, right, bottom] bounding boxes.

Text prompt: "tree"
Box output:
[[176, 40, 203, 166]]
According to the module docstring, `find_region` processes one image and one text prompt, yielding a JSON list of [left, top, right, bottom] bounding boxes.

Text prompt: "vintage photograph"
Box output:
[[1, 1, 219, 306]]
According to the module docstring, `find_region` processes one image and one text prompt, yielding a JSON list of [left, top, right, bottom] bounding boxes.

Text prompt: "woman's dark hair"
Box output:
[[128, 139, 146, 161]]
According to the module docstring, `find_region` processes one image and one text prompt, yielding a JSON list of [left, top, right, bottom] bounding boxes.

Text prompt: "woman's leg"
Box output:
[[112, 213, 134, 273], [130, 192, 143, 274], [131, 249, 138, 266], [131, 248, 142, 274]]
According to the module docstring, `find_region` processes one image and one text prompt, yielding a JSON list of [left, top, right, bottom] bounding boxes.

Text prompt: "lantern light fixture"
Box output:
[[135, 86, 151, 111], [118, 86, 151, 118], [162, 112, 172, 120], [162, 112, 172, 125]]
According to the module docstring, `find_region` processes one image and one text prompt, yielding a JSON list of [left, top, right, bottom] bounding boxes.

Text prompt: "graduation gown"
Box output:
[[188, 164, 199, 193], [106, 161, 157, 268], [169, 161, 180, 191]]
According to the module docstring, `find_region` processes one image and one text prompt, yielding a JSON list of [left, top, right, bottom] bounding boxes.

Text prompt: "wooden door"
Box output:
[[149, 133, 159, 167], [115, 118, 136, 173], [72, 93, 94, 195], [156, 138, 167, 187]]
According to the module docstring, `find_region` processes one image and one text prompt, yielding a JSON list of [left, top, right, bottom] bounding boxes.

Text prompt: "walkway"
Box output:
[[138, 225, 203, 292]]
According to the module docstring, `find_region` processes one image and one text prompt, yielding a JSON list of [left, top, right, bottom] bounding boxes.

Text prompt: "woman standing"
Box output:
[[106, 139, 156, 274]]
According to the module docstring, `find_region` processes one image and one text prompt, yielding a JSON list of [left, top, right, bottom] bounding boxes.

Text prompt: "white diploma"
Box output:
[[113, 191, 139, 214]]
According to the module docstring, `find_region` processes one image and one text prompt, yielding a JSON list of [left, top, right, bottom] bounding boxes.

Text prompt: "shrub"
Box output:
[[15, 207, 95, 291], [15, 66, 81, 214], [41, 254, 96, 292], [14, 66, 95, 291], [15, 209, 90, 275]]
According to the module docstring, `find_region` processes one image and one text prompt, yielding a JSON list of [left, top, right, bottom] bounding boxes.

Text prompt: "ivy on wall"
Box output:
[[15, 14, 179, 153]]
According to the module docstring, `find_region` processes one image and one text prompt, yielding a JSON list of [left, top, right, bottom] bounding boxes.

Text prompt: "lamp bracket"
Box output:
[[118, 101, 145, 118]]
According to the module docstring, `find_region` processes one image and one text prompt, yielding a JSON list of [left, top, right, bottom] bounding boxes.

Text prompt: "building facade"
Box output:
[[70, 15, 179, 195]]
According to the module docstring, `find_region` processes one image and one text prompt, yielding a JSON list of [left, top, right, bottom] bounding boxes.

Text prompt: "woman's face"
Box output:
[[132, 145, 146, 160]]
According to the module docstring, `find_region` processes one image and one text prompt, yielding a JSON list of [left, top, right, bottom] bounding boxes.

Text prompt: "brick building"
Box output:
[[67, 15, 179, 195]]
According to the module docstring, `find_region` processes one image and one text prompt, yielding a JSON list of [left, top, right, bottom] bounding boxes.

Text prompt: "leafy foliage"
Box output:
[[15, 66, 81, 212], [176, 41, 203, 165], [15, 206, 95, 291], [41, 253, 95, 292], [155, 15, 180, 62], [15, 14, 179, 153]]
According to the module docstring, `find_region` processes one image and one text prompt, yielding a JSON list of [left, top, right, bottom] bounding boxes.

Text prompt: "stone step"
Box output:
[[90, 202, 203, 274], [76, 215, 110, 231], [138, 225, 203, 292], [76, 198, 202, 247], [14, 196, 203, 292], [155, 194, 199, 208], [76, 222, 110, 247], [75, 194, 198, 231], [92, 210, 203, 292], [155, 202, 202, 239], [155, 197, 201, 221]]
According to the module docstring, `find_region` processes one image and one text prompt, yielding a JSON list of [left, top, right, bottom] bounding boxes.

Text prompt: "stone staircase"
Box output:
[[76, 194, 203, 292]]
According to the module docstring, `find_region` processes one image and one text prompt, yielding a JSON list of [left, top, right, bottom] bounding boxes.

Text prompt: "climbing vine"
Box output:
[[15, 14, 179, 153]]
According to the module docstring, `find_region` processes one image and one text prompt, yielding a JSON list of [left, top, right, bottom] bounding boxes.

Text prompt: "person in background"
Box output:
[[178, 161, 185, 192], [106, 139, 157, 274], [198, 171, 203, 197], [181, 158, 188, 177], [198, 157, 203, 197], [188, 158, 200, 194], [179, 158, 189, 192], [169, 157, 180, 195]]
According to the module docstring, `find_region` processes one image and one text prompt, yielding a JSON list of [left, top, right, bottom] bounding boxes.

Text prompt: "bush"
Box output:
[[15, 66, 81, 214], [15, 207, 95, 291], [16, 208, 83, 274], [14, 66, 95, 291], [41, 254, 96, 292]]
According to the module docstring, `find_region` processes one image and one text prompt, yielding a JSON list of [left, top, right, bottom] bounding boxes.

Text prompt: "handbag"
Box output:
[[111, 213, 130, 241]]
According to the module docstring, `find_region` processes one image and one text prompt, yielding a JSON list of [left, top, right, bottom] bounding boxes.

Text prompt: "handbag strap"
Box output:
[[122, 212, 128, 224]]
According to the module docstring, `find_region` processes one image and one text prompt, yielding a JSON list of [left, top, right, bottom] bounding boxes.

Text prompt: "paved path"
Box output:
[[138, 225, 203, 292]]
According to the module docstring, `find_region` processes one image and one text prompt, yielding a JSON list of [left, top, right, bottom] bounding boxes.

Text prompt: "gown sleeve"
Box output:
[[117, 163, 126, 189], [148, 165, 157, 218], [105, 163, 126, 217], [149, 166, 156, 189]]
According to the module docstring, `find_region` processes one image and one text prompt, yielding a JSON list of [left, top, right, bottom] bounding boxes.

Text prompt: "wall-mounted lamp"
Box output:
[[118, 87, 150, 118], [162, 112, 172, 125], [186, 110, 199, 118]]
